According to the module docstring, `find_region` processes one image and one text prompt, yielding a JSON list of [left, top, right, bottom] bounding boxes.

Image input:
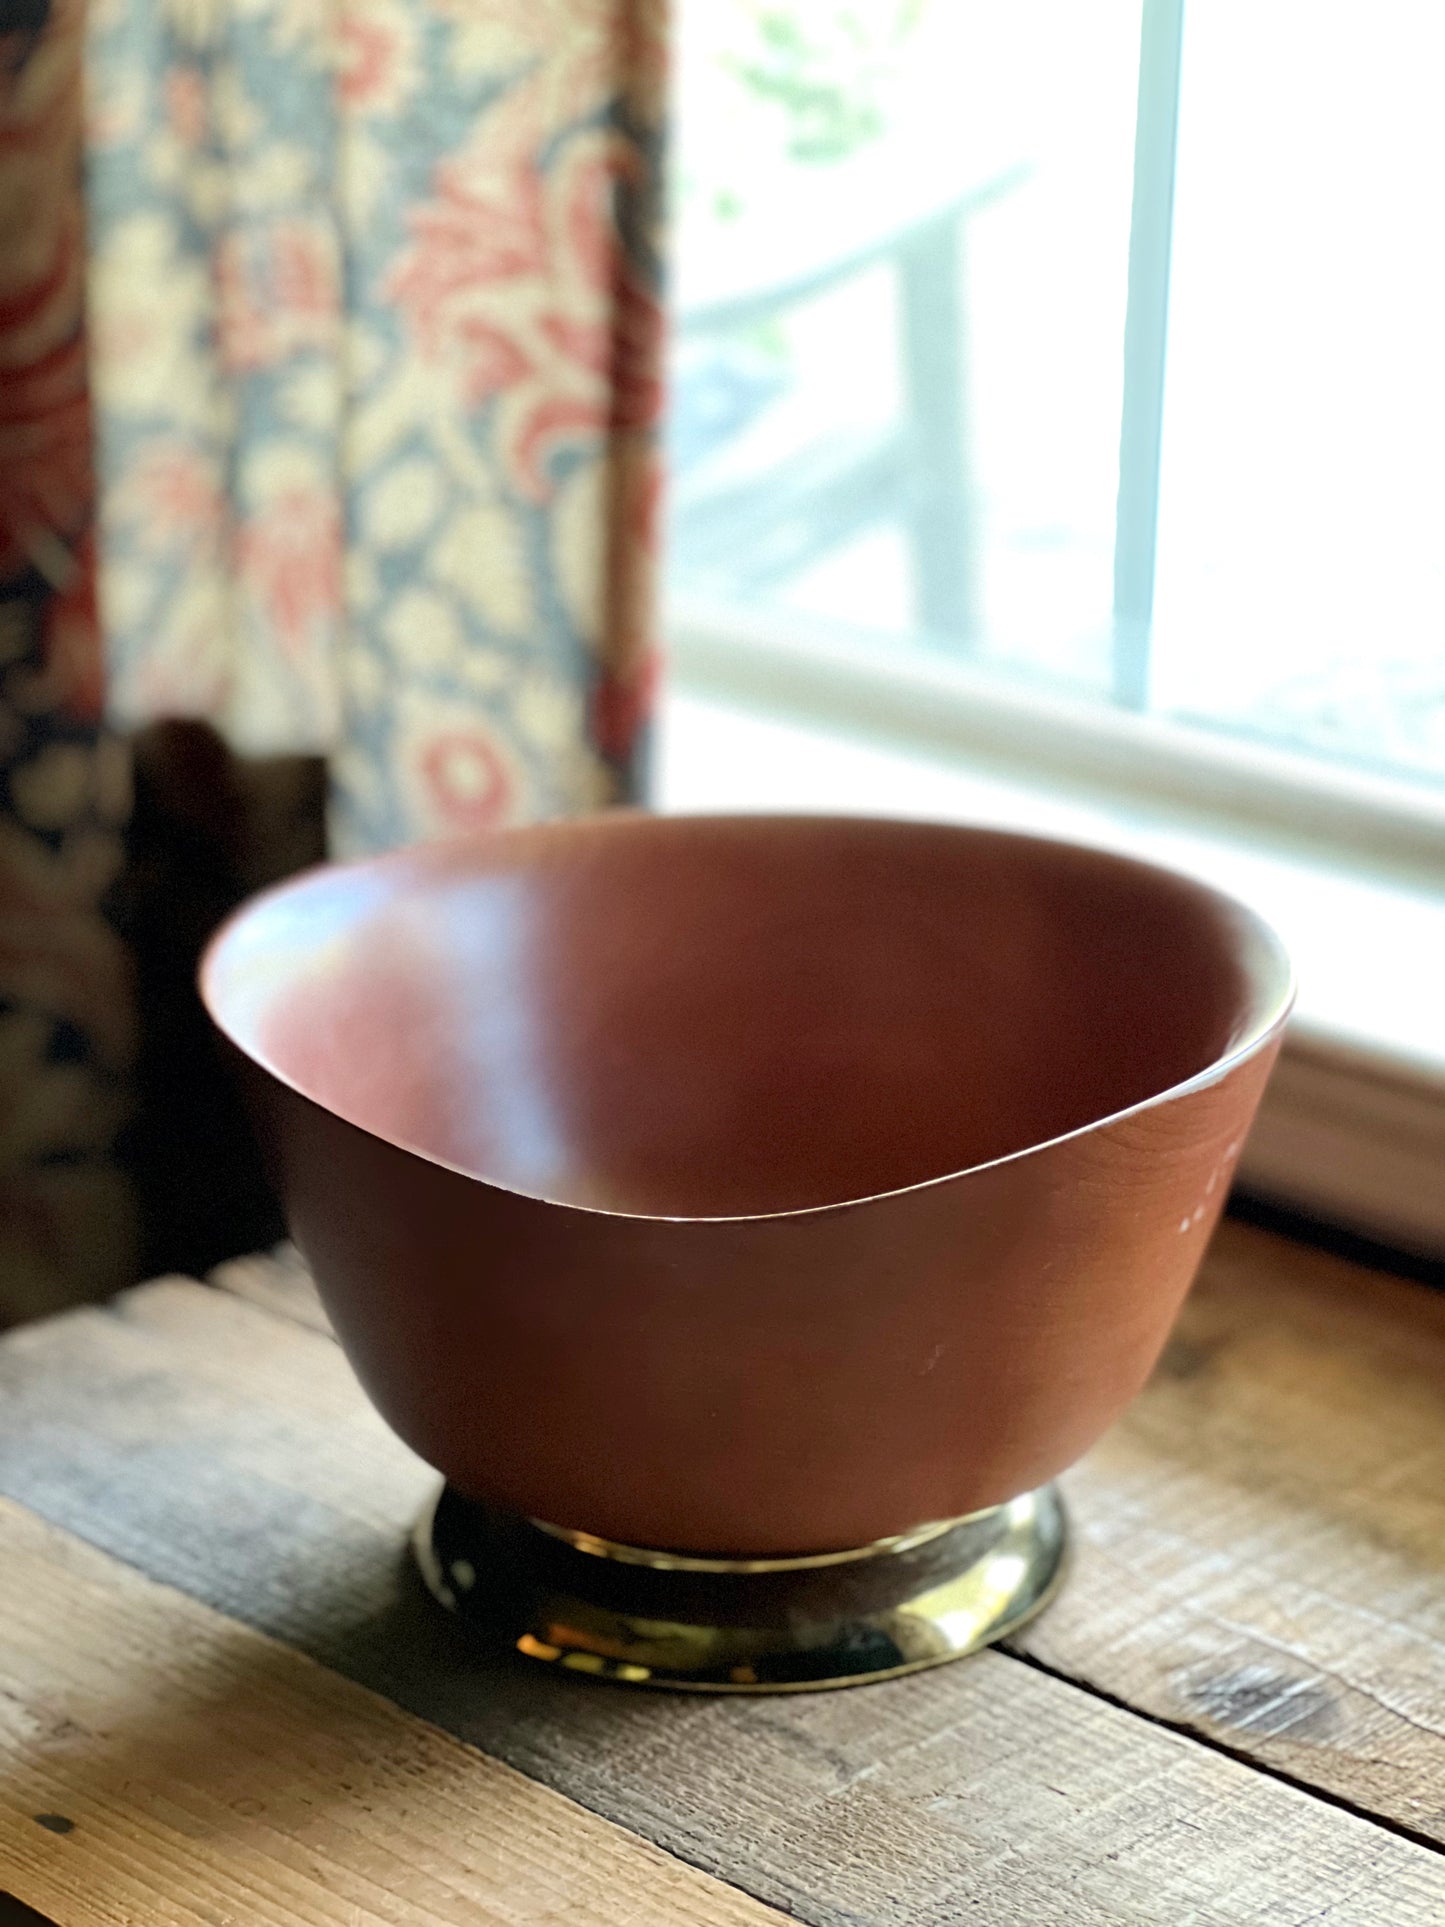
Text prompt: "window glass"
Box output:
[[667, 2, 1445, 792]]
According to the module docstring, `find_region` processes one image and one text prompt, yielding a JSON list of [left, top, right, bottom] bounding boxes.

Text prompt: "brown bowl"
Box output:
[[201, 812, 1291, 1566]]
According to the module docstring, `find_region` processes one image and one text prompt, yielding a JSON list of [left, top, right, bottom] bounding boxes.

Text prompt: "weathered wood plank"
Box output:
[[1013, 1221, 1445, 1829], [0, 1499, 784, 1927], [209, 1243, 332, 1334], [2, 1273, 1444, 1924], [202, 1220, 1445, 1841]]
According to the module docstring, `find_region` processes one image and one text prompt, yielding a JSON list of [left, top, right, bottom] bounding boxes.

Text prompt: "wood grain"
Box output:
[[1014, 1220, 1445, 1831], [3, 1260, 1445, 1922], [204, 1218, 1445, 1842], [209, 1243, 333, 1335], [0, 1499, 784, 1927]]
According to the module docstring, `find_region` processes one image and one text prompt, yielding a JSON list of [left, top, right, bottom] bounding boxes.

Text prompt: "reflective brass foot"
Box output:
[[414, 1484, 1066, 1692]]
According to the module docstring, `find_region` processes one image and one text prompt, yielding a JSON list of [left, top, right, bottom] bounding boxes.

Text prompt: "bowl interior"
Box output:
[[203, 815, 1291, 1218]]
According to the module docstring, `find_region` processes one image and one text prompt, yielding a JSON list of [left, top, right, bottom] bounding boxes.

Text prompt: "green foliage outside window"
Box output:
[[723, 2, 929, 165]]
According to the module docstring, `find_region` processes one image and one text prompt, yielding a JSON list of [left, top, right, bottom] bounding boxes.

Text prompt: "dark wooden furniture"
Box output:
[[3, 1221, 1444, 1922]]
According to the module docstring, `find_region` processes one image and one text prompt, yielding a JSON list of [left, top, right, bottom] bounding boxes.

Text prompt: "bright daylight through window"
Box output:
[[664, 0, 1445, 786]]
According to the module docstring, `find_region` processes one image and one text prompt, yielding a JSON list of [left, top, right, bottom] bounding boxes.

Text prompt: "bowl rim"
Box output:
[[198, 810, 1297, 1225]]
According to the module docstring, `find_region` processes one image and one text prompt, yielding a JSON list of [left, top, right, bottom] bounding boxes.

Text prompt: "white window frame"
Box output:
[[658, 1, 1445, 1260], [668, 597, 1445, 879], [658, 600, 1445, 1260]]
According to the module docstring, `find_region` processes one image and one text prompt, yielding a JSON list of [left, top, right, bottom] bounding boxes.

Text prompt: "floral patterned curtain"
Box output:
[[1, 0, 137, 1318], [0, 0, 666, 1319], [90, 0, 666, 851]]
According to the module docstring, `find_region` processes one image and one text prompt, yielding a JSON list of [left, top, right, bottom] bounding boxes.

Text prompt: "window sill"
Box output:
[[655, 674, 1445, 1260]]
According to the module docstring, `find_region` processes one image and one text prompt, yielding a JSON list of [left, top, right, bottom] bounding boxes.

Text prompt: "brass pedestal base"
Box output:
[[414, 1484, 1066, 1692]]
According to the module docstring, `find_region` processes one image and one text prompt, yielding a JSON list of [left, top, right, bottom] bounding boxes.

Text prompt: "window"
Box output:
[[669, 0, 1143, 701], [659, 1, 1445, 1255]]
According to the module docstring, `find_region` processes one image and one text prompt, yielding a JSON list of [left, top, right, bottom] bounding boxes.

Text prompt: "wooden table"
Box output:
[[2, 1220, 1444, 1924]]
